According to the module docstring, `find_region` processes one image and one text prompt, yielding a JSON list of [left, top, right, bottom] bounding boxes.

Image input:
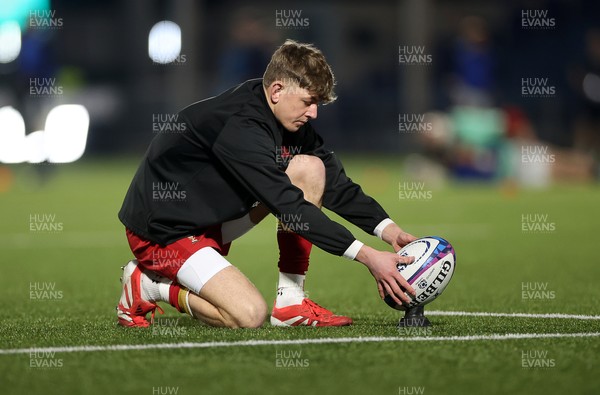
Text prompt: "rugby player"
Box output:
[[116, 39, 417, 328]]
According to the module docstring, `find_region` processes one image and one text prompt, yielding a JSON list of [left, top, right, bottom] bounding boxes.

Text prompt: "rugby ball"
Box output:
[[384, 236, 456, 310]]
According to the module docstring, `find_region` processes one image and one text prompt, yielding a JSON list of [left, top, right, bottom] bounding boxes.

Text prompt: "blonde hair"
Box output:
[[263, 39, 337, 104]]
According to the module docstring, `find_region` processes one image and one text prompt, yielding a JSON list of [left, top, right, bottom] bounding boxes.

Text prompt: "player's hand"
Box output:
[[355, 245, 416, 305], [381, 222, 417, 252]]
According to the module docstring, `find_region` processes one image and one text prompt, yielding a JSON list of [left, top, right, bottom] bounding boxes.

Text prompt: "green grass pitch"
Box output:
[[0, 155, 599, 395]]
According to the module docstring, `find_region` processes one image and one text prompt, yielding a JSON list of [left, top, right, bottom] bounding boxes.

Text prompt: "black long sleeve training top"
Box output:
[[118, 79, 389, 256]]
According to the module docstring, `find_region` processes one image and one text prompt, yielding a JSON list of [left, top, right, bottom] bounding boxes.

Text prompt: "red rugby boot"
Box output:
[[116, 260, 163, 327], [271, 298, 353, 327]]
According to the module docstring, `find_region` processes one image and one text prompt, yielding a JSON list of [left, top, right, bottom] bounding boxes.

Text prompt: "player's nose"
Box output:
[[306, 104, 318, 120]]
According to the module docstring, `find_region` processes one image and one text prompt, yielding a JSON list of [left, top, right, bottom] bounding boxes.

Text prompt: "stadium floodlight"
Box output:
[[0, 106, 26, 163], [148, 20, 181, 64], [45, 105, 89, 163], [0, 105, 90, 164], [0, 21, 21, 63], [24, 130, 46, 163]]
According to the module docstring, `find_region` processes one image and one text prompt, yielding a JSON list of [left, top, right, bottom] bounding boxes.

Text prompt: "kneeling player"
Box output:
[[116, 40, 417, 328]]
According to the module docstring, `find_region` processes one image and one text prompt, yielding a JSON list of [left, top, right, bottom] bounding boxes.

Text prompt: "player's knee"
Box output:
[[287, 155, 326, 186], [229, 299, 268, 329]]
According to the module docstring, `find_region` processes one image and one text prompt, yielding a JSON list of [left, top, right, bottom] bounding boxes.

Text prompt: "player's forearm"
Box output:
[[351, 221, 402, 264], [380, 221, 401, 246], [378, 221, 417, 251], [354, 244, 378, 267]]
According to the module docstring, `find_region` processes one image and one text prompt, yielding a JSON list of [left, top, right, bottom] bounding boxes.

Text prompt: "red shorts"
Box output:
[[125, 227, 231, 281]]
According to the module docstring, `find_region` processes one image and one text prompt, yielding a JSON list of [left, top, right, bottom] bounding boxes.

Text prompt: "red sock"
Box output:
[[168, 283, 183, 312], [277, 231, 312, 275]]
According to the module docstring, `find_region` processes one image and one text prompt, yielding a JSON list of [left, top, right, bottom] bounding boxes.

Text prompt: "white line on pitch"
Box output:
[[426, 311, 600, 320], [1, 332, 599, 356]]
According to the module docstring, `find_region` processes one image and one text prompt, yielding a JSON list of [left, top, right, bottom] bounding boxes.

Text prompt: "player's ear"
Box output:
[[269, 81, 284, 104]]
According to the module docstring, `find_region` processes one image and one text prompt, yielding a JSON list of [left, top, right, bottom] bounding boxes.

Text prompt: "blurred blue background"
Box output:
[[0, 0, 599, 186]]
